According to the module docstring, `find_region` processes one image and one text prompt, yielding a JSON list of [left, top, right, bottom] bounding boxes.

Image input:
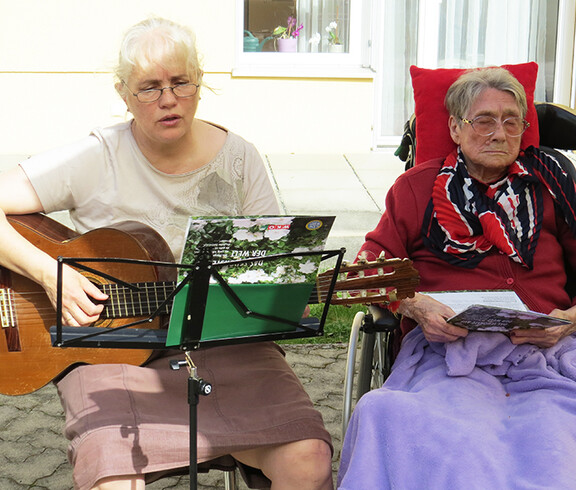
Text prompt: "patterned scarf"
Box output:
[[422, 146, 576, 269]]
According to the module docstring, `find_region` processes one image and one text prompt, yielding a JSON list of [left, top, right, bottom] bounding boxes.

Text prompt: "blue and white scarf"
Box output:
[[422, 146, 576, 269]]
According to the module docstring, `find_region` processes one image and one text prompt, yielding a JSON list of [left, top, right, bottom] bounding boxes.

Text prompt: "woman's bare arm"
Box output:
[[0, 166, 107, 325]]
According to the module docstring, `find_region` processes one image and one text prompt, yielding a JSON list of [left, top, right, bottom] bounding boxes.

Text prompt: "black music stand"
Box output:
[[50, 248, 345, 489]]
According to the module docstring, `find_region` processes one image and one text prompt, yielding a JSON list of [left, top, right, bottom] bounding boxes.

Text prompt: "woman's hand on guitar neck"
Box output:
[[44, 265, 109, 326]]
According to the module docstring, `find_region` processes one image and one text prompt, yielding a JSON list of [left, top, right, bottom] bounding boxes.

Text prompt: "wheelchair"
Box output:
[[342, 101, 576, 438]]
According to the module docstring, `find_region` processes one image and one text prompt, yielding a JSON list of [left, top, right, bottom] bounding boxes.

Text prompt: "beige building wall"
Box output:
[[0, 0, 374, 157]]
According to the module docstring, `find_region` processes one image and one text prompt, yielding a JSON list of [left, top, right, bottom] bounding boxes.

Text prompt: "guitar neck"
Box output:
[[99, 281, 176, 319], [96, 255, 420, 317], [316, 255, 420, 306]]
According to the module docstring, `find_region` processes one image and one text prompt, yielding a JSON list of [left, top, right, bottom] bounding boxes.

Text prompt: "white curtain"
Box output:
[[430, 0, 551, 99], [376, 0, 557, 144], [296, 0, 350, 52], [376, 0, 419, 139]]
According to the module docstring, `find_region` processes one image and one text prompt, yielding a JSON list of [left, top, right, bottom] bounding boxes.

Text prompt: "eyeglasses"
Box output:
[[122, 80, 200, 103], [460, 115, 529, 137]]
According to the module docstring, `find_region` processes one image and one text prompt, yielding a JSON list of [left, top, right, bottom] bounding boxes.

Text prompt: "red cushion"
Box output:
[[410, 63, 539, 165]]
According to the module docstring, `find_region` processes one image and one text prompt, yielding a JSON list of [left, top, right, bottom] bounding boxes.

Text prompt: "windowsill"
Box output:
[[232, 64, 375, 79]]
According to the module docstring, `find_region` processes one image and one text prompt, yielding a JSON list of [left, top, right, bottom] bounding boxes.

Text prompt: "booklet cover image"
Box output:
[[447, 304, 571, 332], [178, 216, 335, 284]]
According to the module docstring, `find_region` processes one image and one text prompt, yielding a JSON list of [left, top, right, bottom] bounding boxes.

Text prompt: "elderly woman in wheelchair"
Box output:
[[338, 66, 576, 489]]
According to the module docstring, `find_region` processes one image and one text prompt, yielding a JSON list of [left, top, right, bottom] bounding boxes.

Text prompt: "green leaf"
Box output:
[[273, 26, 287, 36]]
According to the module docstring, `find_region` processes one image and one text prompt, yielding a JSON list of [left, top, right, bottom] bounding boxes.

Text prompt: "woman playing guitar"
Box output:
[[0, 17, 333, 490]]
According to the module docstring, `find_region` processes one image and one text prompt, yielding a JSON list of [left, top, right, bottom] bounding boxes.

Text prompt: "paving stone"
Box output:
[[0, 343, 350, 489]]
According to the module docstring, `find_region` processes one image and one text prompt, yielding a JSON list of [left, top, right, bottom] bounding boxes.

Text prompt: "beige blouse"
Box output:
[[21, 121, 280, 260]]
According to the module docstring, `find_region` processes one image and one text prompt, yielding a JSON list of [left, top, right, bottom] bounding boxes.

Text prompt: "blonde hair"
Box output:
[[115, 17, 203, 93]]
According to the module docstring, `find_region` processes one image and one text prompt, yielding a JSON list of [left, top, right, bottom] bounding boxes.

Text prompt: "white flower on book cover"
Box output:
[[179, 216, 334, 284], [299, 260, 318, 274]]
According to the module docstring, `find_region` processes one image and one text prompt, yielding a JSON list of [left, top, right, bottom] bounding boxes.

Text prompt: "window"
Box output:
[[243, 0, 350, 53], [234, 0, 373, 78]]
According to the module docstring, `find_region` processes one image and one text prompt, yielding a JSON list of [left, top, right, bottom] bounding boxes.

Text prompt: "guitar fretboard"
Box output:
[[99, 281, 176, 319]]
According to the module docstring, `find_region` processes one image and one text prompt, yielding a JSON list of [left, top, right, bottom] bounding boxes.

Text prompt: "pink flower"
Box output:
[[274, 16, 303, 39]]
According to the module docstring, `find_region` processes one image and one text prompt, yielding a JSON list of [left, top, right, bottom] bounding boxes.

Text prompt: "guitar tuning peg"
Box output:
[[377, 251, 386, 261]]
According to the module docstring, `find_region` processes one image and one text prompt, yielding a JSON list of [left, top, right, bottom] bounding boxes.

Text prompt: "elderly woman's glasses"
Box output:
[[460, 115, 529, 137], [122, 80, 200, 103]]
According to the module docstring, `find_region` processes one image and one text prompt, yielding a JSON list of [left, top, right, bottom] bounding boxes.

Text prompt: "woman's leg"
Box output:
[[91, 475, 145, 490], [232, 438, 334, 489]]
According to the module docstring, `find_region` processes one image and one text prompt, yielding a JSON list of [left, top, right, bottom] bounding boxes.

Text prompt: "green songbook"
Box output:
[[166, 216, 335, 346]]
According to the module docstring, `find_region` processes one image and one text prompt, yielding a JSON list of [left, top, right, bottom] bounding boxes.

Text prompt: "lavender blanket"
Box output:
[[338, 328, 576, 489]]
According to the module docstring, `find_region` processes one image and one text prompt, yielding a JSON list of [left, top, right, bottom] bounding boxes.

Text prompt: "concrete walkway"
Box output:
[[0, 151, 404, 488], [265, 152, 404, 261]]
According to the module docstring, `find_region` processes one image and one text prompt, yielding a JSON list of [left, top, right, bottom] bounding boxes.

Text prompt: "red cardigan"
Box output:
[[358, 158, 576, 334]]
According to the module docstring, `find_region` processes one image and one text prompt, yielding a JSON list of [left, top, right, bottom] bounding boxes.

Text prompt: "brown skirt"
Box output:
[[56, 342, 332, 489]]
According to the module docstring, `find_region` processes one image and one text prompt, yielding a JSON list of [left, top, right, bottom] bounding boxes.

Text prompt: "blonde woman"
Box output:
[[0, 17, 333, 490]]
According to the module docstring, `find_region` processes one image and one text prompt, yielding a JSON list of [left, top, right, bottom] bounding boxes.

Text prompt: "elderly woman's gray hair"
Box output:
[[445, 67, 528, 120], [115, 17, 203, 93]]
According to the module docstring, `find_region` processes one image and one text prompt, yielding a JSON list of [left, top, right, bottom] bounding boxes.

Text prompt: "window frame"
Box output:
[[233, 0, 374, 79], [555, 0, 576, 106]]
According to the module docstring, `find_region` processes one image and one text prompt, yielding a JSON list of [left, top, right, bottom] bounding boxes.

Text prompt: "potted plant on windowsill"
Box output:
[[273, 16, 303, 52], [325, 21, 343, 53]]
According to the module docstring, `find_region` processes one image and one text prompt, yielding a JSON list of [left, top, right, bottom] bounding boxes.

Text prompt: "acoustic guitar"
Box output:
[[0, 214, 419, 395], [0, 213, 176, 395]]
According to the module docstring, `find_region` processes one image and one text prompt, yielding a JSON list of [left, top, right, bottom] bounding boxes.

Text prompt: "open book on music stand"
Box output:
[[50, 215, 340, 349], [167, 215, 339, 349]]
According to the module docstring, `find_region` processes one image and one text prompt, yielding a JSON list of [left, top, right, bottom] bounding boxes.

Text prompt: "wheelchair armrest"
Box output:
[[536, 102, 576, 150], [363, 305, 401, 334]]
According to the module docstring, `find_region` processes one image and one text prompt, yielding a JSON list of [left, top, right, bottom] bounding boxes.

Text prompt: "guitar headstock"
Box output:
[[317, 253, 420, 306]]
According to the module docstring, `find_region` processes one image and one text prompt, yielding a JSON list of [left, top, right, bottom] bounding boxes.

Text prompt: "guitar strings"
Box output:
[[1, 266, 415, 323], [0, 287, 173, 323], [2, 277, 409, 305]]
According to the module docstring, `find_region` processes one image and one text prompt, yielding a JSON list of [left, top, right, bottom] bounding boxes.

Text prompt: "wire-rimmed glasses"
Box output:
[[122, 80, 200, 103], [460, 115, 529, 137]]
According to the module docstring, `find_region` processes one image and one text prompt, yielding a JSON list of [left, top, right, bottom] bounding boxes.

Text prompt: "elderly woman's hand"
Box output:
[[510, 305, 576, 348], [397, 293, 468, 343]]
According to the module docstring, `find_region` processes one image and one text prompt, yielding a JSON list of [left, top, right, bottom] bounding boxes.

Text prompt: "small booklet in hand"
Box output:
[[447, 304, 571, 332]]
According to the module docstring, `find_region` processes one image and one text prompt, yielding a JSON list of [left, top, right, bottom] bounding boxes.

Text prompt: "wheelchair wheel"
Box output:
[[356, 330, 389, 400], [342, 310, 401, 438]]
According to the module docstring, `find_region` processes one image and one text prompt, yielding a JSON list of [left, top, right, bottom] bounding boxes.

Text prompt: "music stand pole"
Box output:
[[170, 352, 212, 490]]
